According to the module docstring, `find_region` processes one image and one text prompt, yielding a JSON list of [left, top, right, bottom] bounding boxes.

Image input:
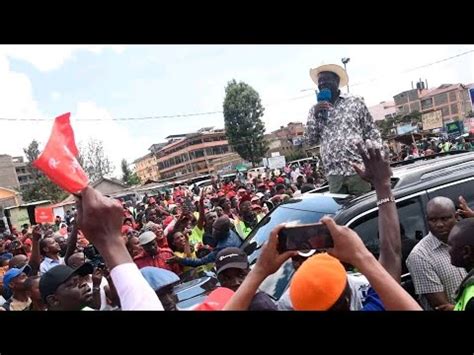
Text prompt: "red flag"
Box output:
[[33, 112, 89, 194]]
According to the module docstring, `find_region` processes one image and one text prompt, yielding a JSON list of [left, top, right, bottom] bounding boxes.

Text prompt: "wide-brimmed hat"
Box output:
[[310, 64, 349, 88]]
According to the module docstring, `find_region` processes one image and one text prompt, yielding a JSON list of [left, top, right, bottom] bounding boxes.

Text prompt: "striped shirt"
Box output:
[[406, 232, 467, 310]]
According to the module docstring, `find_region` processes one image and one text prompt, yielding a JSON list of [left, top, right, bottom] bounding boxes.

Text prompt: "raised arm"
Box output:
[[76, 186, 163, 310], [64, 221, 79, 265], [353, 140, 401, 283], [323, 217, 421, 311], [197, 190, 206, 230], [224, 225, 296, 310], [29, 225, 43, 276]]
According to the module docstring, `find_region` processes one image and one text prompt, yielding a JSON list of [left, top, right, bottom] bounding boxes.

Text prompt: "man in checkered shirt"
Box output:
[[407, 197, 467, 310]]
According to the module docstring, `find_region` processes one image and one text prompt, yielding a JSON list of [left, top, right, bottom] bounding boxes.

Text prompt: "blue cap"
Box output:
[[140, 267, 179, 292], [2, 264, 31, 293]]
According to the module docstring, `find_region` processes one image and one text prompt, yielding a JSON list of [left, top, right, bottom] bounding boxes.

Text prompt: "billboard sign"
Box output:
[[422, 110, 443, 130]]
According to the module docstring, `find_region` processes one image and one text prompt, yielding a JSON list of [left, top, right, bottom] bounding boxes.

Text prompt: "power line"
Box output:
[[351, 49, 474, 88], [4, 49, 471, 123], [300, 49, 474, 91], [0, 110, 224, 122], [0, 92, 315, 123]]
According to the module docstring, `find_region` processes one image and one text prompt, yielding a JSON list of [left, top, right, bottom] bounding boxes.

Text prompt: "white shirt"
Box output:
[[109, 262, 163, 310], [40, 256, 65, 275], [277, 273, 370, 310]]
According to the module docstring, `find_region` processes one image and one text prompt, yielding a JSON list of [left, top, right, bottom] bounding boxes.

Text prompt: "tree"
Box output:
[[223, 79, 268, 167], [21, 176, 68, 203], [121, 159, 140, 186], [20, 140, 68, 203], [78, 139, 114, 182]]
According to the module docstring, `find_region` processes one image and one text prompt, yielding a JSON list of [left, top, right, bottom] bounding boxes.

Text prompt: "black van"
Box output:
[[172, 151, 474, 308]]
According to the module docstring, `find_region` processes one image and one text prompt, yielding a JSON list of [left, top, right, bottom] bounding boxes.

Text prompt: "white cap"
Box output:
[[139, 231, 157, 246]]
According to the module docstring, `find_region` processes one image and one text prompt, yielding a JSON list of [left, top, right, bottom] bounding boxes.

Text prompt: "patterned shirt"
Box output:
[[306, 94, 382, 177], [406, 232, 467, 310]]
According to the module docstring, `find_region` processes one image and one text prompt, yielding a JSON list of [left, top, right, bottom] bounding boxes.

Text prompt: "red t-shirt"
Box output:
[[133, 249, 181, 274]]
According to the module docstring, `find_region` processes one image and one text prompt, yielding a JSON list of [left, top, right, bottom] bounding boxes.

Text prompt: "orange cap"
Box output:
[[290, 253, 347, 311]]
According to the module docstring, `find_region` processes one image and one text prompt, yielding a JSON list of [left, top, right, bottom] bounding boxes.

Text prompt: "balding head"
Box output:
[[448, 218, 474, 269], [426, 197, 456, 216], [9, 254, 28, 269], [426, 197, 457, 242], [67, 252, 85, 268]]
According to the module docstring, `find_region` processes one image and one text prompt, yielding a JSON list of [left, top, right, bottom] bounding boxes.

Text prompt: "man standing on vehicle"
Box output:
[[406, 197, 467, 310], [306, 64, 382, 195]]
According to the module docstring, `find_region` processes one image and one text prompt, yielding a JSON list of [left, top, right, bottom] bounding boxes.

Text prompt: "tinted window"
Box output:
[[349, 196, 426, 272], [257, 259, 295, 301], [428, 178, 474, 210]]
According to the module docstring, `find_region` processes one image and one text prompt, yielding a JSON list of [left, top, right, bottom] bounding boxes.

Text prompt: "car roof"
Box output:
[[276, 192, 351, 214], [299, 151, 474, 216], [390, 151, 474, 189]]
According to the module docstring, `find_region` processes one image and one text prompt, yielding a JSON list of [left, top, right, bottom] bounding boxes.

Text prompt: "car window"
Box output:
[[257, 259, 295, 301], [427, 178, 474, 209], [348, 196, 426, 273]]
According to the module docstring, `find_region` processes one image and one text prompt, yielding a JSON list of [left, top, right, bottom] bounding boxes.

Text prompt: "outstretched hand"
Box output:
[[352, 140, 392, 188]]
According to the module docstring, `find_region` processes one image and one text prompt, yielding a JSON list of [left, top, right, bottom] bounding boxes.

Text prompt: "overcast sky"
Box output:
[[1, 45, 473, 177]]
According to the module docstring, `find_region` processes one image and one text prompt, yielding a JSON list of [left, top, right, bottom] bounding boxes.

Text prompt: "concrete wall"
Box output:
[[0, 155, 20, 189]]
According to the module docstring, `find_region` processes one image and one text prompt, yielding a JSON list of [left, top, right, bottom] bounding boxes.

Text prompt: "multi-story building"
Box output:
[[392, 81, 472, 128], [155, 128, 237, 180], [368, 101, 397, 121], [12, 156, 33, 187], [133, 153, 160, 183], [265, 122, 306, 157], [0, 155, 20, 190]]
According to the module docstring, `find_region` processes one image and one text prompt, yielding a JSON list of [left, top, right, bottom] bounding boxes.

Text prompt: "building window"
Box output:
[[434, 93, 448, 106], [421, 98, 433, 110], [409, 102, 420, 112], [450, 103, 459, 115], [449, 91, 457, 102], [195, 149, 205, 158], [408, 90, 419, 102], [440, 106, 450, 117]]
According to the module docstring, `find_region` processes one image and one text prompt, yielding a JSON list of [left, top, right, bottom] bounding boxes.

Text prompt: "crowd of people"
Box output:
[[0, 62, 473, 311], [390, 136, 474, 162]]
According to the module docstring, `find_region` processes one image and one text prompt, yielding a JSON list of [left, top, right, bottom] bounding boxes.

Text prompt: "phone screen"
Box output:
[[278, 223, 333, 253]]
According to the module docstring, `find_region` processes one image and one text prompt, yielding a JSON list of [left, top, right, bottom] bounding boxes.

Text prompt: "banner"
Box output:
[[422, 110, 443, 130], [35, 207, 54, 224]]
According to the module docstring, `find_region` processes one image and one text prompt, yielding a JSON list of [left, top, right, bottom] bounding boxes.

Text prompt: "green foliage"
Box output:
[[223, 79, 268, 166]]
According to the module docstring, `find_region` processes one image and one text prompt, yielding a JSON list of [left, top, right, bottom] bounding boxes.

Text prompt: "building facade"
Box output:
[[393, 82, 472, 128], [12, 156, 33, 187], [368, 101, 397, 121], [134, 153, 160, 183], [156, 128, 234, 180], [265, 122, 306, 157], [0, 155, 20, 190]]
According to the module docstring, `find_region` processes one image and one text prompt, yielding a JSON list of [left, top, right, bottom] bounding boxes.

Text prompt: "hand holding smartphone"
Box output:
[[277, 223, 333, 253]]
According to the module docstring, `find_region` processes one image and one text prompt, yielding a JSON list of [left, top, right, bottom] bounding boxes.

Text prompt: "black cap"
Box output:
[[39, 263, 94, 303], [215, 247, 249, 275]]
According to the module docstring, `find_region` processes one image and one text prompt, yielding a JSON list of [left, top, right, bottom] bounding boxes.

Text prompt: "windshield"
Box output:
[[242, 206, 332, 265], [239, 195, 343, 301], [241, 206, 333, 301]]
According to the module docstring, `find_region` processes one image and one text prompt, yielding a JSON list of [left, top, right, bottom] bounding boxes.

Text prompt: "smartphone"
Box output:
[[277, 223, 333, 253]]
